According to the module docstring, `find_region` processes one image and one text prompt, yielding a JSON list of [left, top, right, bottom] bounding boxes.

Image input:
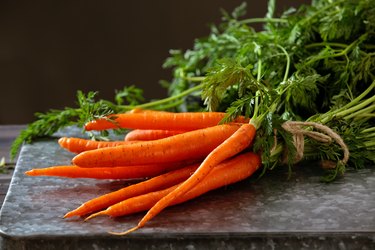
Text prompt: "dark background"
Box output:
[[0, 0, 309, 124]]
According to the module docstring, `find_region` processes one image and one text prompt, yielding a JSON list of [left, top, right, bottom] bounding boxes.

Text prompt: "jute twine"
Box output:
[[280, 121, 350, 165]]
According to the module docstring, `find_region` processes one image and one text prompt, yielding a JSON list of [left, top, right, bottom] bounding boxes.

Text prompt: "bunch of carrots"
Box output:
[[25, 109, 262, 235]]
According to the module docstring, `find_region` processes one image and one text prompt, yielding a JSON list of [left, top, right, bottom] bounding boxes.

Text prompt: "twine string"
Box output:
[[281, 121, 350, 165]]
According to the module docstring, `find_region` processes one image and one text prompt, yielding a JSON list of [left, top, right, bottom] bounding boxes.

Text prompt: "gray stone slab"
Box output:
[[0, 128, 374, 249]]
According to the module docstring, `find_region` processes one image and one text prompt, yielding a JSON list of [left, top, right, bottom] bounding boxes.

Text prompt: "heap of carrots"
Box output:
[[25, 109, 261, 235]]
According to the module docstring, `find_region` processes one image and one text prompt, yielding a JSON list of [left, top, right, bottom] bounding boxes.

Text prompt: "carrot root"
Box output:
[[84, 111, 249, 131], [84, 211, 106, 221], [108, 226, 140, 236], [124, 129, 186, 141], [72, 124, 242, 168], [25, 161, 196, 180], [58, 137, 139, 154]]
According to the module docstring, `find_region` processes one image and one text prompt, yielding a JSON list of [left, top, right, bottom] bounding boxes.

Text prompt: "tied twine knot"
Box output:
[[280, 121, 350, 165]]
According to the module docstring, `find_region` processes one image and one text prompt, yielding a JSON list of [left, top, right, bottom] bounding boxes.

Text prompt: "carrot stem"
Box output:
[[125, 84, 203, 110]]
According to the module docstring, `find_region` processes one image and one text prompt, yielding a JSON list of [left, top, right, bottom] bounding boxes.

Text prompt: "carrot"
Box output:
[[64, 163, 199, 218], [24, 161, 194, 179], [58, 137, 139, 154], [128, 108, 170, 114], [124, 129, 186, 141], [86, 152, 261, 228], [123, 123, 256, 234], [72, 123, 242, 168], [84, 111, 249, 131]]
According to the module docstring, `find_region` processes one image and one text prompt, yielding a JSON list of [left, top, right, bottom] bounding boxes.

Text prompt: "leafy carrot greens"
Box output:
[[10, 87, 143, 158], [11, 0, 375, 181], [161, 0, 375, 180]]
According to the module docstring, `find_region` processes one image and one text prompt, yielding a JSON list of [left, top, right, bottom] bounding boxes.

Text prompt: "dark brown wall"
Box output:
[[0, 0, 309, 124]]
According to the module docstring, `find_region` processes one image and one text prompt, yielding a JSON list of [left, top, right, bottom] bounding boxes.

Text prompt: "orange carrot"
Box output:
[[124, 129, 186, 141], [58, 137, 139, 154], [72, 124, 242, 168], [25, 161, 193, 179], [128, 108, 170, 114], [86, 152, 261, 225], [84, 111, 249, 131], [64, 163, 199, 218], [123, 123, 256, 234]]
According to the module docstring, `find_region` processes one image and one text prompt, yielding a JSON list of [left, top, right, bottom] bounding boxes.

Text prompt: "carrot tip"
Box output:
[[108, 226, 140, 236], [84, 211, 105, 221], [63, 211, 75, 218], [24, 170, 34, 176], [57, 137, 65, 146]]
